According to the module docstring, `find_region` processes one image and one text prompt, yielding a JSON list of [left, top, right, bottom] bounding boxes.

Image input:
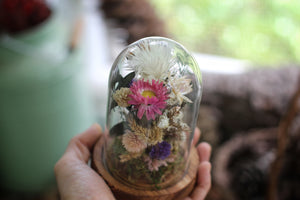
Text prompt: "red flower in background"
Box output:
[[0, 0, 51, 33]]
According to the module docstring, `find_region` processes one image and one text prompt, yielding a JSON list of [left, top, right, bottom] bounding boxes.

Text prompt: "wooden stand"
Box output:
[[92, 136, 199, 200]]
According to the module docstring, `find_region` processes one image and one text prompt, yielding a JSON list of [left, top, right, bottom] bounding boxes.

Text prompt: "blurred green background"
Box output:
[[151, 0, 300, 66]]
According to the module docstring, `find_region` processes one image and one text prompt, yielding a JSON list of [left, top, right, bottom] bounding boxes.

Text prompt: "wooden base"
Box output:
[[92, 136, 199, 200]]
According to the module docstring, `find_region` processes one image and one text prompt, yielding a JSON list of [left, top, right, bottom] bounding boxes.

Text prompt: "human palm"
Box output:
[[55, 124, 211, 200]]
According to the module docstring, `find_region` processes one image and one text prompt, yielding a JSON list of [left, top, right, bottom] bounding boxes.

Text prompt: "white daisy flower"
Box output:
[[168, 76, 193, 105], [125, 40, 176, 81]]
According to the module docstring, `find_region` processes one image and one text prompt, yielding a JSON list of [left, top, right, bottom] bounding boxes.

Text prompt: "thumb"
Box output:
[[54, 124, 115, 200], [64, 123, 102, 163], [54, 123, 102, 178]]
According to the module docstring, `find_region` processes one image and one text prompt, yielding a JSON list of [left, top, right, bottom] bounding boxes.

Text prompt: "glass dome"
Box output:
[[103, 37, 202, 190]]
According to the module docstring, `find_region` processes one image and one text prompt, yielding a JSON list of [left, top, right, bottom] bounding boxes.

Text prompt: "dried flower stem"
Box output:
[[266, 74, 300, 200]]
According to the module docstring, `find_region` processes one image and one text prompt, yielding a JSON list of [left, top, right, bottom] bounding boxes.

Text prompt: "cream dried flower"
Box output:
[[147, 125, 164, 145], [128, 117, 148, 142], [165, 127, 187, 142], [168, 76, 193, 105], [113, 88, 132, 107], [179, 131, 187, 141], [180, 122, 190, 132], [157, 114, 169, 129], [167, 106, 180, 117], [128, 117, 164, 145], [122, 130, 147, 153], [166, 107, 187, 128], [125, 40, 176, 81], [173, 111, 184, 124]]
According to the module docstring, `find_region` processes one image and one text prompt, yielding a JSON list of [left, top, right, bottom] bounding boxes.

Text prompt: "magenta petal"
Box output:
[[148, 97, 158, 104], [128, 100, 135, 105], [153, 107, 162, 115], [128, 79, 169, 120], [147, 107, 155, 120], [137, 105, 146, 119], [145, 112, 151, 120]]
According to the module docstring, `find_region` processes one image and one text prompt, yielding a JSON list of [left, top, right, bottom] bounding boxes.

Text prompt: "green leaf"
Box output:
[[117, 72, 135, 90], [109, 122, 126, 136], [109, 72, 135, 111]]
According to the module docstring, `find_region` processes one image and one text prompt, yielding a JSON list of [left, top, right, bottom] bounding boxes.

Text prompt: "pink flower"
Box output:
[[144, 156, 168, 171], [122, 130, 147, 153], [144, 154, 176, 171], [128, 79, 168, 120]]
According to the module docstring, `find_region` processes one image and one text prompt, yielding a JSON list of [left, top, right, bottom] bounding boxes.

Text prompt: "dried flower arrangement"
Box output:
[[105, 37, 201, 189]]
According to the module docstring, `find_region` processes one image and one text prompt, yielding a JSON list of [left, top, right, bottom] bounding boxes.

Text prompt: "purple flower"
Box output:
[[149, 141, 171, 160]]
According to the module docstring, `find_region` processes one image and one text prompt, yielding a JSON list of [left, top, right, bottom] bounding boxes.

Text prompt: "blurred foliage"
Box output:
[[151, 0, 300, 66]]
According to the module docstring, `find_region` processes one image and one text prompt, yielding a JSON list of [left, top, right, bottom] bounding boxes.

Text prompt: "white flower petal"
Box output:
[[168, 76, 193, 105], [125, 40, 176, 81]]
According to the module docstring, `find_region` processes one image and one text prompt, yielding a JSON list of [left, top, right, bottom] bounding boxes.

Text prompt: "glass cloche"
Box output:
[[102, 37, 202, 190]]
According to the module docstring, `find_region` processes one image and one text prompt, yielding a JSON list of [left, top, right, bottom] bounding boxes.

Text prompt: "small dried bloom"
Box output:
[[128, 118, 164, 145], [157, 114, 169, 129], [180, 122, 190, 132], [168, 76, 193, 105], [179, 131, 187, 142], [166, 106, 191, 135], [173, 111, 183, 124], [147, 126, 164, 145], [144, 156, 168, 171], [167, 106, 181, 119], [113, 87, 132, 107], [128, 117, 148, 142], [122, 130, 147, 153]]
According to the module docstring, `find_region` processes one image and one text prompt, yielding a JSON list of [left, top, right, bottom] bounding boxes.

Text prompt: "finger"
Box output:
[[189, 161, 212, 200], [69, 123, 102, 152], [54, 123, 102, 178], [55, 123, 102, 174], [197, 142, 211, 162], [54, 124, 115, 200], [192, 127, 201, 146], [65, 123, 102, 163]]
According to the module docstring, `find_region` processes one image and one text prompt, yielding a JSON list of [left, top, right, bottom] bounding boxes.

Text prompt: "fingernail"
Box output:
[[89, 123, 102, 133], [205, 161, 212, 172]]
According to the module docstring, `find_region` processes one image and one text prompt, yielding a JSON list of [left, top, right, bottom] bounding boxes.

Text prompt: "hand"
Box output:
[[54, 124, 115, 200], [54, 124, 211, 200], [184, 128, 212, 200]]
